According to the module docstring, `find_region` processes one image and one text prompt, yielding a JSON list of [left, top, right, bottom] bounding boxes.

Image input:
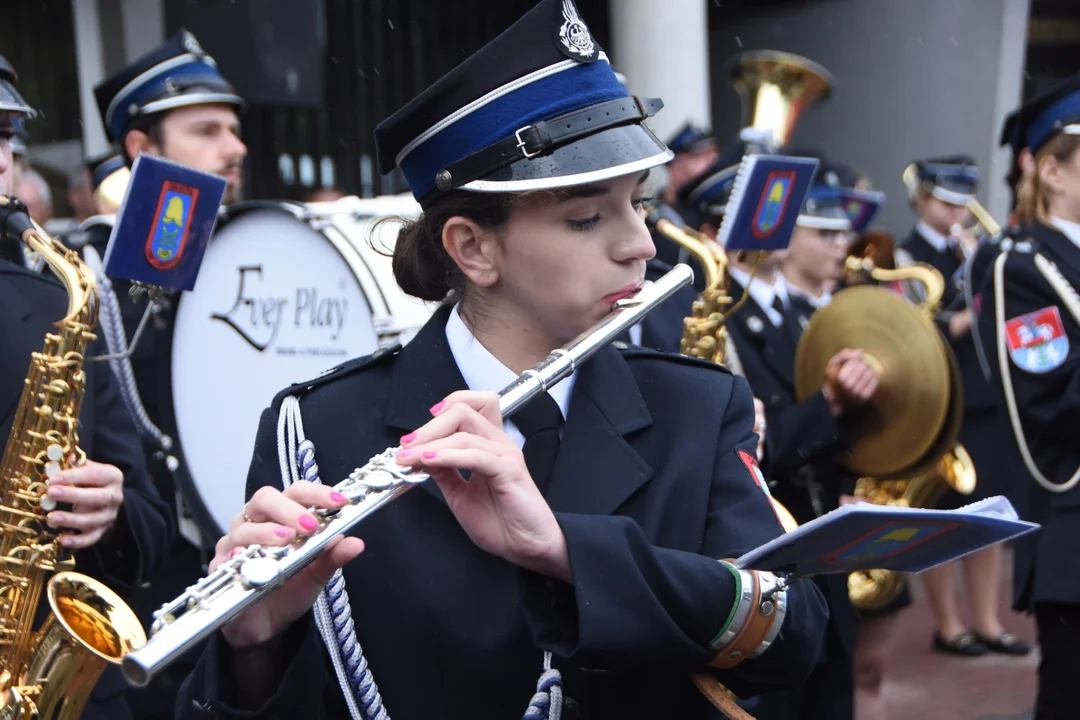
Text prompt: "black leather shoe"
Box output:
[[974, 632, 1032, 655], [933, 631, 988, 656]]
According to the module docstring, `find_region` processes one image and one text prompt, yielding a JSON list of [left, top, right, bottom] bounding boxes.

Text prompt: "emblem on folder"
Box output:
[[145, 181, 198, 270], [823, 521, 961, 566], [751, 171, 794, 240], [1005, 305, 1069, 374]]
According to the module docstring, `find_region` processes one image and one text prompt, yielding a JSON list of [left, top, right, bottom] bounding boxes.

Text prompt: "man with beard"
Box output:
[[77, 30, 247, 720]]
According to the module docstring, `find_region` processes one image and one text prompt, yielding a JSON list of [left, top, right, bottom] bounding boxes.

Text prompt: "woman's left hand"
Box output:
[[395, 391, 571, 582]]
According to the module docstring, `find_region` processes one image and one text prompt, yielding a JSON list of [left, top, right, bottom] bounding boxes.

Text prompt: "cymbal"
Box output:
[[794, 285, 953, 478]]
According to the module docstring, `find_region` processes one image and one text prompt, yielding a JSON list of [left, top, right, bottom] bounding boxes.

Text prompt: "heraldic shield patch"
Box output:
[[1005, 305, 1069, 374]]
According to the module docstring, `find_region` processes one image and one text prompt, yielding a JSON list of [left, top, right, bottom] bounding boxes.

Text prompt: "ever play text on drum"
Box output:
[[211, 264, 350, 351]]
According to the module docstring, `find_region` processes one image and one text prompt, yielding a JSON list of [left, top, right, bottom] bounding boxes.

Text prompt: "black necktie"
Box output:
[[511, 392, 564, 496]]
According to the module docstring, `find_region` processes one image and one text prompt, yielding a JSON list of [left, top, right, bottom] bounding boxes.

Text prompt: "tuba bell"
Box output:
[[724, 50, 834, 152], [805, 226, 976, 610]]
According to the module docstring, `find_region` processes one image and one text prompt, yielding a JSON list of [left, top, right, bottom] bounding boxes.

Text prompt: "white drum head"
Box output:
[[166, 198, 431, 537]]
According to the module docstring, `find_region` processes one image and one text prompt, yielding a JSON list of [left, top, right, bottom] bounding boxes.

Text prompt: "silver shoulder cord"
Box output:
[[276, 398, 563, 720], [994, 248, 1080, 493], [118, 265, 693, 714], [80, 244, 173, 453]]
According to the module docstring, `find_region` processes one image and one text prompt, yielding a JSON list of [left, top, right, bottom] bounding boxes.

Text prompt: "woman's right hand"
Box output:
[[212, 483, 364, 650]]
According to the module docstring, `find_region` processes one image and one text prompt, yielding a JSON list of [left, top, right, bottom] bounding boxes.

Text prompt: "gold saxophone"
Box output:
[[0, 197, 145, 720], [840, 232, 976, 611]]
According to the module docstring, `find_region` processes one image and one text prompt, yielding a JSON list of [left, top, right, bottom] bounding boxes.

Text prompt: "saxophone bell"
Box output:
[[0, 197, 147, 720]]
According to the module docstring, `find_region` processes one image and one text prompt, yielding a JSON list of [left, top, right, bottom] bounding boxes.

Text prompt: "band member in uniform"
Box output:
[[653, 123, 718, 269], [84, 30, 248, 718], [176, 3, 828, 717], [681, 155, 877, 720], [899, 157, 1030, 657], [0, 56, 172, 720], [975, 73, 1080, 720]]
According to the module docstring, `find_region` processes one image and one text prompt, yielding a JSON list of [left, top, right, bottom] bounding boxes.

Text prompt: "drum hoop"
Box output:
[[157, 202, 394, 543]]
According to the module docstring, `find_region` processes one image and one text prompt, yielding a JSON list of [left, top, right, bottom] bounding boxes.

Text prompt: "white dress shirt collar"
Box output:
[[729, 266, 787, 327], [444, 305, 576, 449], [1050, 216, 1080, 251], [916, 220, 951, 254]]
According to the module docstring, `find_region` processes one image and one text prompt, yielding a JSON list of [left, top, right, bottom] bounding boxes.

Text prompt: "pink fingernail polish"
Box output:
[[396, 448, 413, 458], [400, 433, 417, 445], [299, 515, 318, 532], [429, 401, 446, 414], [275, 527, 291, 538], [229, 548, 240, 558], [422, 451, 437, 460], [330, 492, 347, 503]]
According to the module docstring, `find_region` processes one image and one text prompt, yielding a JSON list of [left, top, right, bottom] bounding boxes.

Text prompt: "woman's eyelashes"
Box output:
[[566, 197, 652, 232], [567, 213, 602, 232]]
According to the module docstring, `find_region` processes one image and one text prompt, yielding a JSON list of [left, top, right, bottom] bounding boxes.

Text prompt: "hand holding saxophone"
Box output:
[[822, 349, 880, 416], [45, 459, 125, 550], [393, 390, 571, 583]]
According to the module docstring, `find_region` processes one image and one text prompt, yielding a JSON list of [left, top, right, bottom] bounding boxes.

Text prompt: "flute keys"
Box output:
[[239, 557, 281, 588]]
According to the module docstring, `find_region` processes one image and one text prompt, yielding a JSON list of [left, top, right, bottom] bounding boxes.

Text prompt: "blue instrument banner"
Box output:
[[104, 154, 225, 291], [718, 154, 819, 251], [843, 188, 885, 234]]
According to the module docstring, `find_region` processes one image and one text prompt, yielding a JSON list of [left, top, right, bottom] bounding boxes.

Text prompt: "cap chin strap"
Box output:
[[422, 96, 664, 206], [994, 249, 1080, 492]]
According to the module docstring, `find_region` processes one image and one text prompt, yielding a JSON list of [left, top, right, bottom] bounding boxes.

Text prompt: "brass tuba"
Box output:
[[848, 445, 976, 610], [0, 197, 145, 720], [807, 229, 975, 610], [724, 50, 834, 152]]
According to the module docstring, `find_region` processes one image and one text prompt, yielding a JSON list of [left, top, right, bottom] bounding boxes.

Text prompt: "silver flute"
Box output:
[[121, 263, 694, 687]]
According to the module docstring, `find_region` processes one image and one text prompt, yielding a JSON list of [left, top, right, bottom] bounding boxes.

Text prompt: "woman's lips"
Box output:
[[603, 284, 643, 305]]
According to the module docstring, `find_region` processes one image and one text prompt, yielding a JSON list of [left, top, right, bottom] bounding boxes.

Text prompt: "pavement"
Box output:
[[879, 550, 1037, 720]]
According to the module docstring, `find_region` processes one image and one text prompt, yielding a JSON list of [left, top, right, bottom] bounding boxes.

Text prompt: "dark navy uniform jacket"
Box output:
[[975, 220, 1080, 611], [178, 305, 828, 720], [724, 282, 857, 657], [0, 261, 174, 719], [899, 228, 998, 411]]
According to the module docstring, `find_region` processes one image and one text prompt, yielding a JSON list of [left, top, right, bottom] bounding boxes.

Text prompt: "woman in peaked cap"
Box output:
[[974, 72, 1080, 720], [176, 2, 827, 719]]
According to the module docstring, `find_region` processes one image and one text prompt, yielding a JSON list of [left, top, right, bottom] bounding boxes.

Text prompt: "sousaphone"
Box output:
[[724, 50, 834, 151], [794, 233, 964, 480]]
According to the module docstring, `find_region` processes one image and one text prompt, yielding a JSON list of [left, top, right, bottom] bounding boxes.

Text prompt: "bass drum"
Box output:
[[159, 195, 435, 543]]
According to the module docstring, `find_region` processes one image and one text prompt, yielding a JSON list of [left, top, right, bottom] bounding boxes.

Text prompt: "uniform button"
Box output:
[[563, 696, 581, 720], [613, 341, 628, 350]]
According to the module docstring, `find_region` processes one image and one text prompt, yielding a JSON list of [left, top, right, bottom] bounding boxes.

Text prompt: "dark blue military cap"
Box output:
[[906, 155, 979, 206], [666, 123, 716, 155], [1000, 108, 1023, 157], [11, 118, 28, 157], [678, 141, 744, 222], [1008, 74, 1080, 155], [93, 29, 243, 143], [86, 153, 127, 192], [795, 156, 856, 232], [373, 0, 672, 209], [0, 55, 36, 117]]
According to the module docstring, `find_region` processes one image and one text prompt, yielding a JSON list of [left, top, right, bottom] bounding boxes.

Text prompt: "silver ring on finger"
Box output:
[[242, 502, 254, 524]]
